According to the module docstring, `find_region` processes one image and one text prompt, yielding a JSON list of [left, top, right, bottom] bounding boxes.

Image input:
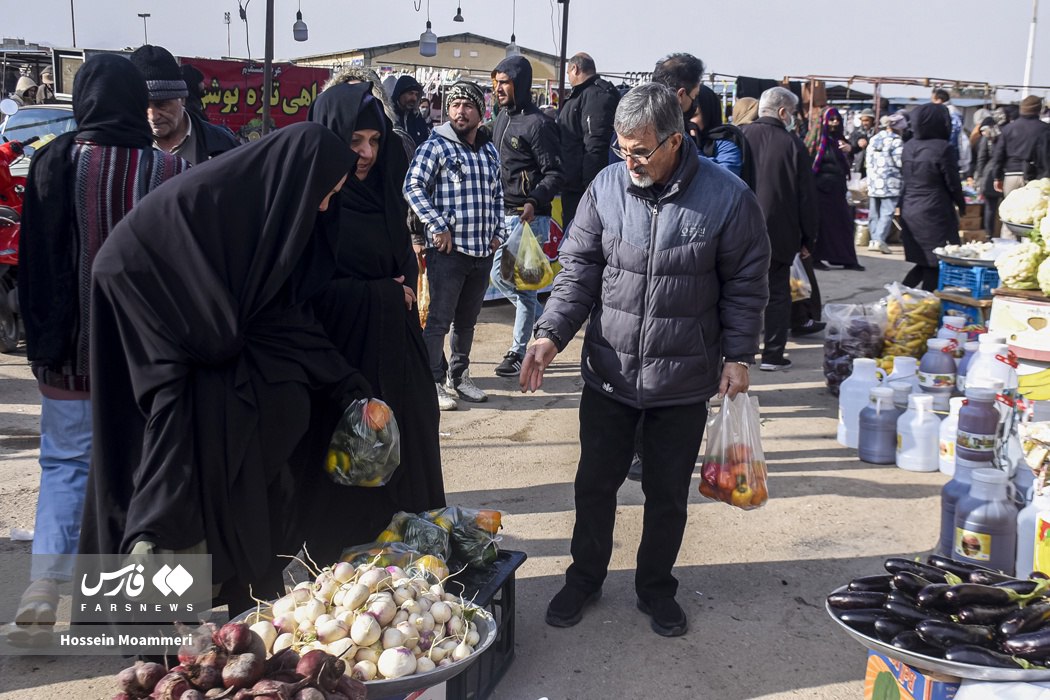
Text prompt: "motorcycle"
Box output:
[[0, 130, 36, 353]]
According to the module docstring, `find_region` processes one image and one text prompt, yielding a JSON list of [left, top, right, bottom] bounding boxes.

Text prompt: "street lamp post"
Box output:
[[137, 13, 151, 45], [556, 0, 569, 112], [1023, 0, 1039, 98], [262, 0, 274, 134], [70, 0, 77, 47]]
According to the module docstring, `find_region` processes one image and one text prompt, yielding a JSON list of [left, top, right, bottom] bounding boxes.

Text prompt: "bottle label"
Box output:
[[954, 527, 992, 562], [918, 371, 956, 389], [896, 433, 902, 452], [956, 429, 996, 452], [939, 439, 955, 459]]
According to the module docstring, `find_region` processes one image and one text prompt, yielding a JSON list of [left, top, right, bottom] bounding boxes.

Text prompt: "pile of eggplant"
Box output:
[[828, 555, 1050, 670]]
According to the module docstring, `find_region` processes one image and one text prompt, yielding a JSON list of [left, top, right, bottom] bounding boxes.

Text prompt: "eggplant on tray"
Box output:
[[825, 554, 1050, 679]]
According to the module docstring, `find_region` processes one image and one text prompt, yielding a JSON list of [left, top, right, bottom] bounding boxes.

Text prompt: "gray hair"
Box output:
[[324, 66, 400, 126], [758, 86, 798, 118], [613, 82, 684, 142]]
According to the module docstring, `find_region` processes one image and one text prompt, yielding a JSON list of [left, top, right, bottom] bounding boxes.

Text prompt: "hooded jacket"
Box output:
[[557, 73, 620, 193], [492, 56, 564, 215], [900, 103, 965, 267], [391, 75, 431, 147], [403, 122, 505, 258], [992, 113, 1049, 179], [535, 144, 770, 408]]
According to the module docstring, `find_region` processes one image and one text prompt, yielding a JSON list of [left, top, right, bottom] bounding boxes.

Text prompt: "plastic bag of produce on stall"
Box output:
[[378, 511, 452, 560], [325, 398, 401, 487], [879, 282, 941, 361], [822, 303, 886, 396], [421, 506, 502, 569], [789, 254, 811, 302], [698, 392, 768, 510], [339, 540, 421, 569]]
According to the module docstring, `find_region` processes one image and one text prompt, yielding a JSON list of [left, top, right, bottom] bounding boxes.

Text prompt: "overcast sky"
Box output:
[[5, 0, 1049, 95]]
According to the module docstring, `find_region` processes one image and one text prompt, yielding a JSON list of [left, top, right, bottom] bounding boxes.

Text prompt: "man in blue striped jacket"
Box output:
[[404, 81, 505, 411]]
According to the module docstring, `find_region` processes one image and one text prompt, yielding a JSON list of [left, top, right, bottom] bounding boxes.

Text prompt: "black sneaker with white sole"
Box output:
[[494, 351, 523, 377], [759, 358, 793, 371]]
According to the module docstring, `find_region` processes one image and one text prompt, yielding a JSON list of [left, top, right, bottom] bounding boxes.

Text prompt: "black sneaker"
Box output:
[[545, 585, 602, 628], [791, 320, 827, 336], [637, 596, 688, 637], [626, 454, 643, 482], [759, 358, 792, 372], [494, 351, 523, 377]]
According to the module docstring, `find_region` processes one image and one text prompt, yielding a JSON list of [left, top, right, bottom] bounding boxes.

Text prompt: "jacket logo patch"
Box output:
[[678, 223, 707, 243], [601, 382, 614, 394], [510, 136, 520, 150]]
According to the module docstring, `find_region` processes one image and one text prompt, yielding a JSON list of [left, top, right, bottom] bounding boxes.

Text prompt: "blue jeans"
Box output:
[[490, 214, 550, 357], [868, 196, 898, 245], [31, 395, 91, 581]]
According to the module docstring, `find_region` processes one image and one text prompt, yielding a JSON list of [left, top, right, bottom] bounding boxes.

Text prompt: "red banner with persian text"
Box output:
[[179, 57, 331, 138]]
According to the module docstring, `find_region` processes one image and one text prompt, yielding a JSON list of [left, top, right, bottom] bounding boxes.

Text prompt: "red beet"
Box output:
[[294, 651, 343, 693], [265, 648, 301, 676], [116, 665, 144, 697], [111, 694, 134, 700], [186, 663, 223, 691], [135, 661, 166, 694], [178, 624, 217, 665], [333, 675, 366, 700], [222, 652, 266, 689], [214, 623, 255, 655], [195, 646, 228, 669], [152, 672, 193, 700]]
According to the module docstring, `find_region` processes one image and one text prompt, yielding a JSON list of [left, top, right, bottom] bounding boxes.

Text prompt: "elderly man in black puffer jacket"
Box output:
[[521, 83, 769, 638]]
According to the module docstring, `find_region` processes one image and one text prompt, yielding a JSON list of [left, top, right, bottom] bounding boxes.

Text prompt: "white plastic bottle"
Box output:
[[885, 356, 921, 394], [837, 358, 886, 449], [897, 394, 941, 472], [938, 315, 968, 359], [938, 397, 965, 476], [967, 342, 1019, 394], [1017, 488, 1050, 577]]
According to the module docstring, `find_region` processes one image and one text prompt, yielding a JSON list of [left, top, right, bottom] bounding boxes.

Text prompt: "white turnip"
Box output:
[[400, 599, 421, 616], [340, 583, 369, 611], [294, 598, 326, 625], [385, 566, 408, 581], [349, 613, 381, 647], [451, 641, 473, 662], [354, 647, 379, 664], [381, 627, 404, 650], [415, 657, 436, 673], [332, 561, 355, 584], [350, 660, 377, 681], [466, 629, 480, 647], [249, 621, 277, 653], [358, 568, 390, 593], [429, 601, 451, 624], [316, 619, 348, 644], [377, 647, 417, 679], [368, 598, 397, 626], [392, 585, 414, 606], [391, 609, 409, 626], [325, 638, 356, 659], [272, 595, 297, 618]]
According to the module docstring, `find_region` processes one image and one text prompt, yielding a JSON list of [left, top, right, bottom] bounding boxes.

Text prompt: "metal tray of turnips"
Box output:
[[826, 585, 1050, 682], [234, 600, 498, 698]]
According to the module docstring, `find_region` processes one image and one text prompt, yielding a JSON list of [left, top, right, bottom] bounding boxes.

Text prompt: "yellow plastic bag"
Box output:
[[417, 268, 430, 328], [513, 222, 554, 291]]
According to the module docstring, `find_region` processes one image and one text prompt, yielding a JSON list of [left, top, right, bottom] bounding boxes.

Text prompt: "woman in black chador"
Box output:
[[307, 82, 445, 564], [83, 123, 360, 608]]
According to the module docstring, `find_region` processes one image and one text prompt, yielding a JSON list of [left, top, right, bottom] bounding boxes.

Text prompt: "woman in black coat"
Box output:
[[305, 83, 445, 565], [900, 103, 965, 290]]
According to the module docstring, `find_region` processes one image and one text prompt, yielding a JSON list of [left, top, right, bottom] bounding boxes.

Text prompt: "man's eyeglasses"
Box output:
[[610, 134, 671, 165]]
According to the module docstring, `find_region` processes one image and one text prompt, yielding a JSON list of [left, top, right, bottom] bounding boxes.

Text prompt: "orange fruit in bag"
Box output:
[[364, 399, 393, 431]]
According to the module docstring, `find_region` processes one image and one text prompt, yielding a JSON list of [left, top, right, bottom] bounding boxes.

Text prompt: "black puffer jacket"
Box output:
[[557, 74, 620, 193], [535, 144, 770, 409], [992, 114, 1050, 178], [492, 56, 563, 215], [189, 110, 238, 163], [392, 75, 431, 147]]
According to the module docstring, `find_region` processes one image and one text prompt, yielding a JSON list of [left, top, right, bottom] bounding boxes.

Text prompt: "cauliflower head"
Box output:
[[1000, 182, 1050, 225], [996, 241, 1048, 289], [1039, 255, 1050, 296]]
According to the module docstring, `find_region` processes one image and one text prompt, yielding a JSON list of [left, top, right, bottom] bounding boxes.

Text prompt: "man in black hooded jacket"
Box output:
[[557, 52, 620, 224], [391, 75, 431, 147], [489, 55, 564, 377]]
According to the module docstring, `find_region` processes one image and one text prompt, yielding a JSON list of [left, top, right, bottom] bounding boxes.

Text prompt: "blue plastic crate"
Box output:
[[939, 299, 986, 332], [937, 261, 999, 299]]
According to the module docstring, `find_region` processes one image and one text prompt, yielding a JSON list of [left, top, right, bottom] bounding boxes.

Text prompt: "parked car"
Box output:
[[0, 104, 76, 177]]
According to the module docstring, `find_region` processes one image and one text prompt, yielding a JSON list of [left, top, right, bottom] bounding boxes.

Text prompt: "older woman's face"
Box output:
[[350, 129, 381, 180]]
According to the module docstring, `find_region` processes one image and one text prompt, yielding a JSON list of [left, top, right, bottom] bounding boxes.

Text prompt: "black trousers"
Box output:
[[903, 264, 939, 291], [566, 385, 708, 600], [763, 260, 791, 363]]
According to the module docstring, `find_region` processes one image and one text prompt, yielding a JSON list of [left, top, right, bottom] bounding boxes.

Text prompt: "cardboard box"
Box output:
[[960, 229, 988, 243], [865, 650, 961, 700]]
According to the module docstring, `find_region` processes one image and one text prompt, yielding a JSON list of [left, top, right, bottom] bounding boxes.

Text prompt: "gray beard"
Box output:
[[628, 170, 654, 188]]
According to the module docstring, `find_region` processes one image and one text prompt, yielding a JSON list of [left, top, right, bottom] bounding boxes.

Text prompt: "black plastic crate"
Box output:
[[443, 550, 527, 700]]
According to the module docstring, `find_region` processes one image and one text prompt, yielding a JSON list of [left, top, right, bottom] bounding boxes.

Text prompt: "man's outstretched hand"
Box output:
[[520, 338, 558, 393]]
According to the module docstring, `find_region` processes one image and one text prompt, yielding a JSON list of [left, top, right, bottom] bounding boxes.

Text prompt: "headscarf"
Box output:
[[732, 97, 759, 126], [695, 84, 724, 135], [84, 123, 357, 587], [910, 103, 951, 141], [308, 82, 413, 283], [19, 54, 155, 367], [811, 107, 850, 174]]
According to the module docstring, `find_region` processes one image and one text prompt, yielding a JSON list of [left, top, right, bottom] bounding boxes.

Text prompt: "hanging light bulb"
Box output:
[[292, 8, 308, 42], [419, 0, 438, 56], [506, 0, 519, 56], [453, 3, 464, 21], [419, 20, 438, 56], [505, 33, 520, 57]]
